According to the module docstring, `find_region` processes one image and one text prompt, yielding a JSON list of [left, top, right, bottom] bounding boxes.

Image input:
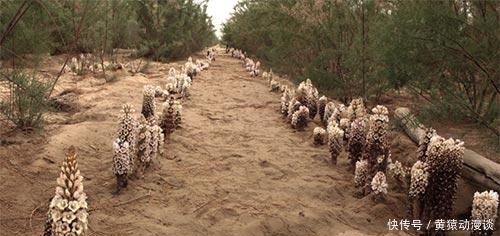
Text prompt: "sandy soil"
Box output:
[[0, 48, 495, 236]]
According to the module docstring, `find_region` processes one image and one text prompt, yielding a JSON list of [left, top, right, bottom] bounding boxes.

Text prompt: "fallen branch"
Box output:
[[394, 107, 500, 191]]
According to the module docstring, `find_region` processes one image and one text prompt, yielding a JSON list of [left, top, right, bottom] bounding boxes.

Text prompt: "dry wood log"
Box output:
[[394, 107, 500, 191]]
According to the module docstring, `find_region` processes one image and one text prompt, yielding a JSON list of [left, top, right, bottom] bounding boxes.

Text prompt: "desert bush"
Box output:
[[0, 72, 49, 129]]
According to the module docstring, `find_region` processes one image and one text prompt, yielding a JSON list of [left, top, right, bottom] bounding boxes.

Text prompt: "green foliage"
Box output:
[[0, 72, 50, 129], [0, 0, 214, 60], [222, 0, 390, 103], [383, 0, 499, 125], [223, 0, 499, 134], [133, 0, 217, 61], [0, 0, 53, 59]]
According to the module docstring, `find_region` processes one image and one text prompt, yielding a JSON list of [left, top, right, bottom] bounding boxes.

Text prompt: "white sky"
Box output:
[[206, 0, 239, 38]]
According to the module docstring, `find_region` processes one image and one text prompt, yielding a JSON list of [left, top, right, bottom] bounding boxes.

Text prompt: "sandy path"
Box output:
[[0, 50, 416, 236]]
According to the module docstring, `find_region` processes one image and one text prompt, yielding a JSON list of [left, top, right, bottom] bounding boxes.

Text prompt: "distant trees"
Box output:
[[383, 0, 499, 130], [0, 0, 217, 60], [133, 0, 217, 60], [222, 0, 499, 134], [0, 0, 217, 130]]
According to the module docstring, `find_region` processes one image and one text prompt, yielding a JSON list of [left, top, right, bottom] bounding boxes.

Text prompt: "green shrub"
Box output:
[[0, 72, 50, 130]]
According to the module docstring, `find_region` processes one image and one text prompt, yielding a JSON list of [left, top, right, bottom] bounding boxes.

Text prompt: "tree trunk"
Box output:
[[394, 107, 500, 191]]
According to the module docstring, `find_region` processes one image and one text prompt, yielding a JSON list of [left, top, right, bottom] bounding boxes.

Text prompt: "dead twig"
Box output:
[[112, 191, 152, 207], [192, 198, 218, 214], [29, 201, 45, 229]]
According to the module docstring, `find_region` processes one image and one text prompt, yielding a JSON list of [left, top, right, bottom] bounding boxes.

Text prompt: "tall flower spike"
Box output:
[[46, 146, 89, 236], [329, 104, 347, 125], [424, 136, 464, 222], [318, 96, 328, 124], [408, 161, 429, 201], [154, 124, 165, 157], [280, 87, 294, 118], [408, 160, 429, 220], [323, 102, 336, 126], [159, 96, 182, 138], [112, 139, 131, 191], [291, 105, 309, 130], [347, 117, 368, 171], [471, 190, 498, 236], [347, 98, 366, 120], [269, 79, 280, 92], [136, 117, 163, 175], [305, 93, 318, 120], [354, 159, 368, 189], [173, 99, 183, 127], [388, 160, 407, 183], [327, 121, 344, 165], [141, 85, 156, 120], [363, 105, 391, 195], [287, 98, 301, 121], [313, 127, 327, 145], [295, 79, 318, 119], [117, 104, 137, 166], [371, 171, 388, 196], [147, 123, 163, 162], [417, 128, 436, 162]]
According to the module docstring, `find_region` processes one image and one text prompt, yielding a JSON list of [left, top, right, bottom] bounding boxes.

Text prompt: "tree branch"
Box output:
[[0, 0, 32, 46]]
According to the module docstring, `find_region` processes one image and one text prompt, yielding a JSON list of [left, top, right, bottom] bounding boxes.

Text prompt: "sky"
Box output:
[[206, 0, 239, 38]]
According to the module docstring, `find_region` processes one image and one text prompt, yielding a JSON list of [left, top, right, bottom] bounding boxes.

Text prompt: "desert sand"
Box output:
[[0, 47, 491, 236]]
